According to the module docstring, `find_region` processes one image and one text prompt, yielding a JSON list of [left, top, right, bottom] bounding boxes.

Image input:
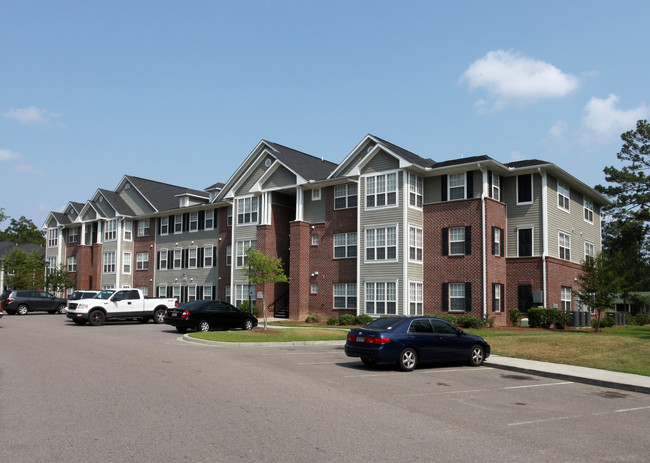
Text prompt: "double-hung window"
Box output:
[[334, 184, 358, 209], [490, 171, 500, 200], [408, 173, 422, 207], [449, 173, 465, 200], [584, 199, 594, 223], [203, 285, 212, 300], [188, 285, 197, 302], [159, 249, 168, 270], [492, 227, 502, 256], [409, 282, 423, 315], [123, 220, 132, 240], [158, 285, 167, 298], [334, 233, 357, 258], [137, 252, 149, 270], [561, 286, 572, 311], [67, 256, 77, 272], [205, 210, 214, 230], [160, 217, 169, 236], [173, 248, 182, 269], [104, 219, 117, 241], [584, 241, 595, 260], [334, 283, 356, 309], [188, 247, 197, 269], [449, 227, 466, 255], [409, 226, 423, 262], [558, 181, 570, 211], [365, 226, 397, 261], [365, 282, 397, 315], [123, 252, 131, 273], [236, 240, 256, 267], [366, 173, 397, 208], [492, 283, 503, 312], [47, 228, 58, 247], [559, 231, 571, 260], [138, 219, 150, 237], [237, 197, 258, 225], [68, 228, 79, 243], [204, 245, 214, 267], [189, 212, 198, 232], [103, 251, 116, 274], [448, 283, 466, 312], [174, 215, 183, 234], [226, 245, 232, 266], [226, 206, 232, 227]]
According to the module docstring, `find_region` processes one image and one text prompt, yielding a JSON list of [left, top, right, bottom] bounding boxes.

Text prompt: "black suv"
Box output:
[[0, 290, 68, 315]]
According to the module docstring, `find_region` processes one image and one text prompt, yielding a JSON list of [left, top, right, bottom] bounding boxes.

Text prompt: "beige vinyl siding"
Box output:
[[338, 141, 377, 177], [117, 187, 154, 215], [502, 174, 543, 257], [262, 165, 296, 190], [304, 188, 326, 223], [547, 175, 602, 262], [362, 151, 400, 174]]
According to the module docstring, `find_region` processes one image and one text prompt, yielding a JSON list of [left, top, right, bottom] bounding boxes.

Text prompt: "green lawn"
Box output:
[[189, 324, 650, 377]]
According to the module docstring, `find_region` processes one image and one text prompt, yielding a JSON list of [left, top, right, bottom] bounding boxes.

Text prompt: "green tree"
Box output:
[[1, 216, 45, 246], [576, 253, 620, 332], [242, 249, 289, 329], [2, 248, 46, 289], [45, 263, 76, 295], [596, 119, 650, 224]]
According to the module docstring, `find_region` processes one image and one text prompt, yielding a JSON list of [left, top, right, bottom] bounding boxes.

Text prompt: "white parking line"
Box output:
[[406, 381, 573, 397], [508, 406, 650, 426]]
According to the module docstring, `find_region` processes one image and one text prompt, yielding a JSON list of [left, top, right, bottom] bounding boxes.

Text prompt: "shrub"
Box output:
[[632, 313, 649, 326], [238, 301, 259, 317], [528, 307, 571, 329], [483, 314, 496, 328], [326, 317, 338, 325], [508, 308, 521, 327], [305, 315, 319, 323], [338, 314, 355, 326], [456, 314, 484, 329], [592, 316, 616, 329], [428, 314, 458, 325], [355, 314, 373, 326]]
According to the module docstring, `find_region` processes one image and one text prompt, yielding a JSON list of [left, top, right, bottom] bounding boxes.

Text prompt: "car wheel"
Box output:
[[398, 348, 417, 372], [73, 319, 86, 326], [469, 344, 485, 366], [16, 304, 29, 315], [361, 357, 377, 367], [242, 319, 253, 330], [197, 320, 210, 332], [88, 310, 106, 326], [57, 304, 67, 314], [176, 326, 188, 334], [153, 309, 165, 324]]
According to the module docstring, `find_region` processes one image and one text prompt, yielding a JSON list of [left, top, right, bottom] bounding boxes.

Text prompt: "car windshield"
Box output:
[[94, 290, 115, 299], [363, 317, 405, 330], [179, 300, 208, 310]]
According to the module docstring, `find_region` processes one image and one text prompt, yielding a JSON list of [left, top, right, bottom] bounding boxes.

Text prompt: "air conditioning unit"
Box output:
[[533, 291, 544, 304]]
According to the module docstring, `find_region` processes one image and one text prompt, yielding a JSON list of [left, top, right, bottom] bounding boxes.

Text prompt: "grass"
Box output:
[[467, 325, 650, 376], [189, 327, 348, 343], [190, 324, 650, 377]]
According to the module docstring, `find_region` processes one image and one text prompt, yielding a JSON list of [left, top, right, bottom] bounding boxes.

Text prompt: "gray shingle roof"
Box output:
[[0, 241, 44, 259], [98, 189, 136, 216], [51, 212, 72, 225], [431, 155, 492, 169], [371, 135, 435, 168], [125, 176, 208, 213], [265, 141, 337, 181]]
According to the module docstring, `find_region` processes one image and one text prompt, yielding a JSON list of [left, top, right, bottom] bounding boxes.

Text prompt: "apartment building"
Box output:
[[44, 134, 608, 325]]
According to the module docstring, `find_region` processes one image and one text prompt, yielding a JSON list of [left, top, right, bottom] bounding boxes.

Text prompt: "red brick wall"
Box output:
[[133, 224, 155, 295], [506, 257, 543, 315], [423, 198, 483, 320], [217, 207, 232, 300], [485, 198, 508, 326], [546, 257, 582, 310], [75, 244, 102, 290], [289, 221, 311, 320]]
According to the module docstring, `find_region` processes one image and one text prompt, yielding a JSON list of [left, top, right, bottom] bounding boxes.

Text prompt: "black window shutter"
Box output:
[[197, 286, 203, 300], [167, 249, 172, 265], [183, 213, 189, 232], [465, 282, 472, 311], [492, 283, 497, 312], [198, 210, 205, 230], [441, 175, 448, 201], [442, 228, 449, 256], [500, 228, 505, 256], [466, 171, 474, 198], [213, 246, 217, 264], [167, 286, 173, 298], [198, 247, 204, 267], [465, 226, 471, 255], [158, 217, 161, 235], [501, 284, 505, 311], [488, 170, 493, 196], [182, 249, 188, 268], [442, 283, 448, 311], [491, 227, 496, 255], [157, 251, 160, 270], [213, 286, 217, 301]]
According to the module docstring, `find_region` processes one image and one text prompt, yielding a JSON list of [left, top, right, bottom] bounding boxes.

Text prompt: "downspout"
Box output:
[[479, 164, 487, 321], [539, 168, 548, 307]]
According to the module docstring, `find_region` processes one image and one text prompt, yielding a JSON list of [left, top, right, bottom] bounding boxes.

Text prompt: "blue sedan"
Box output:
[[345, 316, 490, 371]]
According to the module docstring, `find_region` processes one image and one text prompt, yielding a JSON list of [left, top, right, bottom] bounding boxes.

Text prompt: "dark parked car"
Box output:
[[163, 300, 258, 333], [0, 289, 68, 315], [345, 316, 490, 371]]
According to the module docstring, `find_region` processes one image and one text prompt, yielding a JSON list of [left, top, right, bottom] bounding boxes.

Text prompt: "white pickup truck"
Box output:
[[66, 289, 178, 326]]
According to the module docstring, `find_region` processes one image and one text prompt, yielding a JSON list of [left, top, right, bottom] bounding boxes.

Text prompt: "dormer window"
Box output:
[[311, 189, 321, 201], [180, 197, 189, 208]]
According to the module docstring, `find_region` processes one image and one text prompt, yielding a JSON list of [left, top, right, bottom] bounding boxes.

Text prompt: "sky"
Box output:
[[1, 0, 648, 228]]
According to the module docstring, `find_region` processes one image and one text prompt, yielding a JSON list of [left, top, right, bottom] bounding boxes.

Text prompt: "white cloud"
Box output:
[[509, 150, 527, 162], [460, 50, 578, 110], [549, 120, 568, 138], [581, 94, 648, 143], [3, 106, 62, 125], [0, 148, 22, 162], [14, 163, 44, 177]]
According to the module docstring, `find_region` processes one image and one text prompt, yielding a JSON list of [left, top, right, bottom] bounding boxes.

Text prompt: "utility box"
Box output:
[[533, 291, 544, 304], [520, 318, 529, 328]]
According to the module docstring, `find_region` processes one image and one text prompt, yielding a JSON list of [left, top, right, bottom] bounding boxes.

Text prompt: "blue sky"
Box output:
[[1, 0, 648, 228]]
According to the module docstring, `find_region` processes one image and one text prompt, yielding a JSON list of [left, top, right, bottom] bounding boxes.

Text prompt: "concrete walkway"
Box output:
[[486, 355, 650, 394]]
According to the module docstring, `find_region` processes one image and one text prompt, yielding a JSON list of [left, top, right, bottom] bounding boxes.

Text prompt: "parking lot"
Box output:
[[1, 314, 648, 462]]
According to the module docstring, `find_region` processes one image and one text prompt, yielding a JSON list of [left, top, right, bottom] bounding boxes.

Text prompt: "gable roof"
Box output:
[[264, 141, 337, 181], [98, 189, 136, 216], [0, 241, 44, 260], [371, 135, 435, 168], [124, 176, 208, 213]]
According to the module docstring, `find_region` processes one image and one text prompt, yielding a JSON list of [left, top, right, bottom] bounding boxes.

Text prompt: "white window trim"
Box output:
[[364, 281, 398, 316], [517, 227, 534, 257], [104, 219, 117, 241], [189, 212, 199, 232], [123, 252, 132, 274], [188, 246, 198, 269], [334, 184, 358, 210], [103, 251, 116, 274], [448, 173, 466, 201], [333, 283, 357, 309], [311, 189, 321, 201], [364, 171, 398, 210], [408, 225, 423, 263], [334, 232, 357, 259], [235, 240, 256, 268], [205, 210, 214, 230], [160, 217, 169, 236], [123, 220, 133, 241], [203, 285, 213, 300], [584, 241, 595, 260], [448, 282, 466, 312], [159, 248, 168, 271], [158, 284, 167, 298], [174, 215, 183, 234], [365, 225, 398, 263], [188, 284, 197, 302], [557, 181, 570, 213], [236, 196, 259, 226], [409, 281, 423, 316], [559, 231, 571, 261], [204, 245, 214, 268], [137, 218, 150, 237], [407, 172, 423, 209], [561, 286, 572, 311], [67, 256, 77, 272], [583, 199, 594, 224], [136, 252, 149, 270], [310, 283, 318, 294], [173, 247, 182, 269], [449, 227, 466, 256]]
